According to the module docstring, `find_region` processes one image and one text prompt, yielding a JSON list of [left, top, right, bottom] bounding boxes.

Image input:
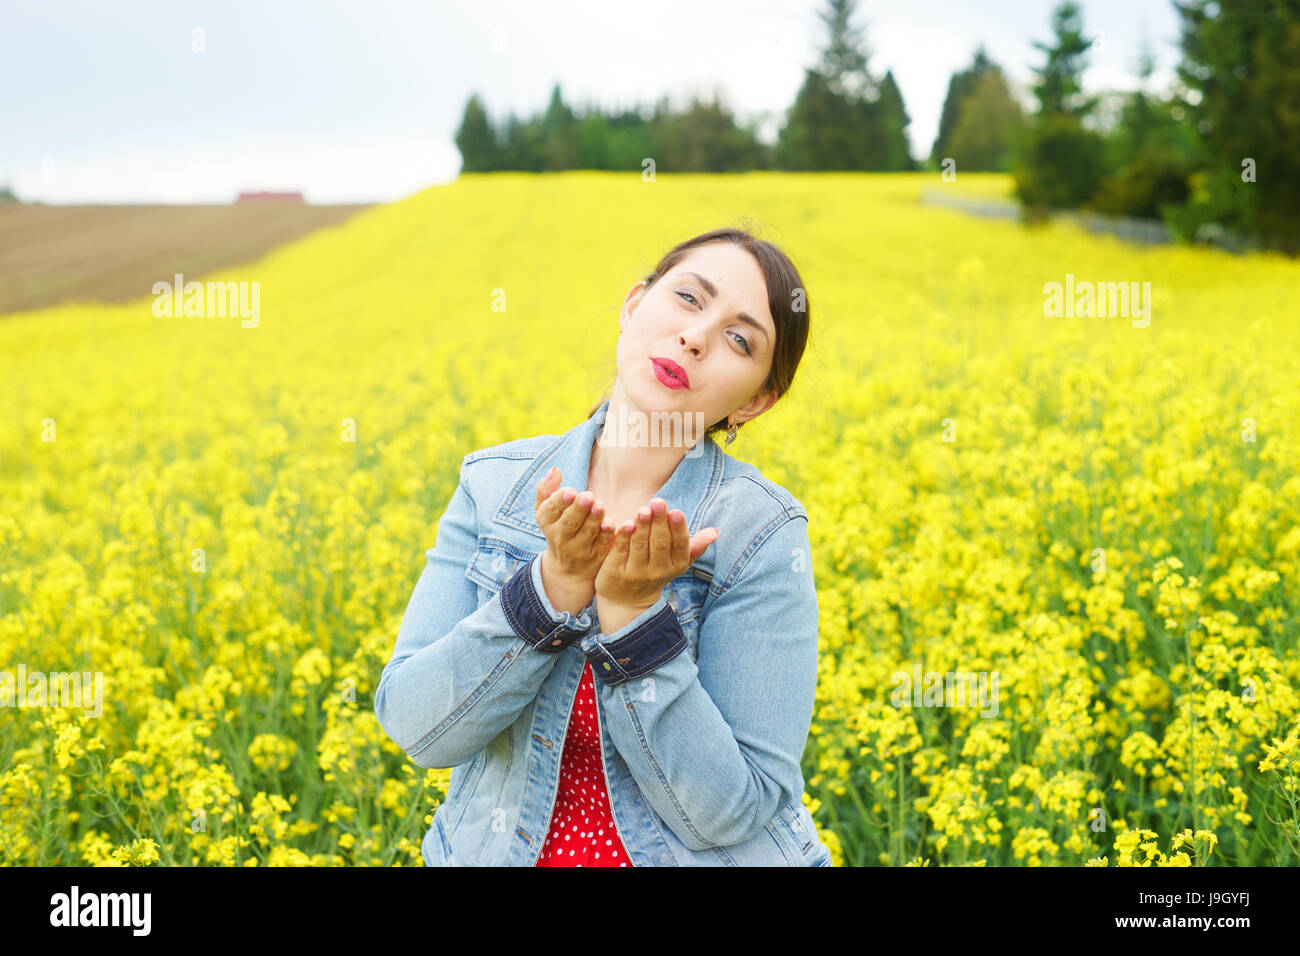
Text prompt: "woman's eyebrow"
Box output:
[[679, 271, 771, 345]]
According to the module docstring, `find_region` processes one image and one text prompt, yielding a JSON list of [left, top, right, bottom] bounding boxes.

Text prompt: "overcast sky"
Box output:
[[1, 0, 1184, 204]]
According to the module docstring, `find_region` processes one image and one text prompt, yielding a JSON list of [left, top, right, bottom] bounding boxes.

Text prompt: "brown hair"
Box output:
[[586, 224, 811, 443]]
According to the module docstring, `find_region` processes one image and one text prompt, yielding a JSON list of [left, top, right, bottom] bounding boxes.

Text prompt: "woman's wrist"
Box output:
[[595, 594, 657, 637], [538, 552, 595, 616]]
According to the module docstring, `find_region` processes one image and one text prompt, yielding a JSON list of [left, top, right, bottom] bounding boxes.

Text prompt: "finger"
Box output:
[[534, 466, 560, 509], [594, 515, 616, 555], [689, 527, 720, 563], [535, 483, 572, 530], [605, 520, 632, 573], [647, 499, 673, 569], [556, 489, 594, 537], [627, 505, 651, 570], [574, 496, 606, 548], [668, 509, 689, 567]]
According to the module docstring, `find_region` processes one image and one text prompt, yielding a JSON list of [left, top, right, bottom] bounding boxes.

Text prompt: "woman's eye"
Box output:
[[677, 290, 751, 355], [728, 331, 753, 355]]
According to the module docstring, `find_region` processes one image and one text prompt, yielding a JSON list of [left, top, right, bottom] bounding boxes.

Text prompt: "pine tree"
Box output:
[[872, 70, 916, 171], [540, 85, 580, 171], [946, 67, 1025, 171], [1173, 0, 1300, 253], [776, 0, 915, 170], [1013, 1, 1106, 212], [931, 47, 995, 165], [454, 94, 503, 172], [1030, 1, 1099, 118], [1089, 33, 1198, 220]]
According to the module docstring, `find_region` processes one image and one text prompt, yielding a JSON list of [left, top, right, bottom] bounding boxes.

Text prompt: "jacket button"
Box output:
[[602, 662, 610, 671]]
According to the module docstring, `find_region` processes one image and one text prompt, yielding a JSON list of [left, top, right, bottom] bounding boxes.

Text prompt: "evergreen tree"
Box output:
[[540, 85, 580, 170], [946, 67, 1026, 171], [454, 94, 503, 172], [1013, 1, 1106, 212], [931, 47, 995, 165], [652, 92, 765, 172], [1030, 0, 1099, 118], [1090, 34, 1197, 220], [1173, 0, 1300, 253], [501, 112, 545, 171], [872, 70, 916, 170], [816, 0, 873, 99], [604, 106, 658, 172], [776, 0, 915, 170], [775, 70, 851, 170]]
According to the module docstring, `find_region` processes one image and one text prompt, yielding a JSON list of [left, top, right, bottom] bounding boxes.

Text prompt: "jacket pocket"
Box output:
[[464, 537, 536, 603], [668, 569, 712, 660], [773, 801, 816, 857], [667, 568, 711, 622]]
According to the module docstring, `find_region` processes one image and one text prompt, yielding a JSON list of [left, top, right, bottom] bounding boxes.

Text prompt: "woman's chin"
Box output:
[[618, 378, 667, 414]]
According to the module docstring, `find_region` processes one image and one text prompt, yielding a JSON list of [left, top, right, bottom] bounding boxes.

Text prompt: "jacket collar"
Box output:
[[494, 399, 726, 541]]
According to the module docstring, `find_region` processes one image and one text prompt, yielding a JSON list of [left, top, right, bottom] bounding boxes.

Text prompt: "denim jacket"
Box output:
[[374, 399, 829, 866]]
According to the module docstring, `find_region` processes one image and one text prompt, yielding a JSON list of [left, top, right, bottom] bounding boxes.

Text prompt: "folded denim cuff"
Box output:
[[499, 556, 594, 653], [581, 592, 687, 687]]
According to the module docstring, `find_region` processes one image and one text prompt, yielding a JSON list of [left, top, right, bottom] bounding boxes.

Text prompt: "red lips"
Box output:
[[651, 357, 690, 388]]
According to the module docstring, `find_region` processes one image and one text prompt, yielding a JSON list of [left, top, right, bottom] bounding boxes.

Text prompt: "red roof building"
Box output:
[[235, 191, 304, 203]]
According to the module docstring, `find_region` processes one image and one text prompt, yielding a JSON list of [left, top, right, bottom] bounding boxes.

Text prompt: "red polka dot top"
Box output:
[[535, 659, 633, 867]]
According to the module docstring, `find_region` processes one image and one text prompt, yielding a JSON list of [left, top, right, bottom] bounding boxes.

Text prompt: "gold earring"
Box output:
[[725, 421, 738, 445]]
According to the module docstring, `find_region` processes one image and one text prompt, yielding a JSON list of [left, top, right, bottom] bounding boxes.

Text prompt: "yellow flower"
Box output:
[[3, 171, 1298, 868], [110, 838, 161, 867], [248, 733, 298, 773]]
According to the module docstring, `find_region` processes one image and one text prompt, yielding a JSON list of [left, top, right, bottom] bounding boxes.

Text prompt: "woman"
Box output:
[[374, 226, 829, 866]]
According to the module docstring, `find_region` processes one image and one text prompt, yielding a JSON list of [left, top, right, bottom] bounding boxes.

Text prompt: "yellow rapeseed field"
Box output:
[[2, 171, 1298, 866]]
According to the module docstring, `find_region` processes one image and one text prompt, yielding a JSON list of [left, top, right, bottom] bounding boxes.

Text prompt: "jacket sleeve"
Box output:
[[581, 512, 819, 850], [373, 457, 596, 769]]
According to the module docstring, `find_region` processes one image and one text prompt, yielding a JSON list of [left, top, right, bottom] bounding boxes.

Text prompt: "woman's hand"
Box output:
[[595, 498, 719, 614], [534, 466, 615, 591]]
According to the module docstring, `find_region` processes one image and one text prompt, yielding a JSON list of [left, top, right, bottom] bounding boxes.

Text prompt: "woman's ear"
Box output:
[[737, 389, 778, 425], [621, 281, 647, 331]]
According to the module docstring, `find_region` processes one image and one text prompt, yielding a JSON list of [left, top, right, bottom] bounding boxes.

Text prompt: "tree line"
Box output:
[[456, 0, 1299, 254]]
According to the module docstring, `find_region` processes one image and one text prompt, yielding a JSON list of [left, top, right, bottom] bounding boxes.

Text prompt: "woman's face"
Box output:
[[616, 242, 778, 439]]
